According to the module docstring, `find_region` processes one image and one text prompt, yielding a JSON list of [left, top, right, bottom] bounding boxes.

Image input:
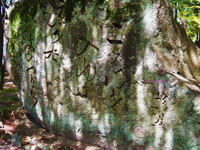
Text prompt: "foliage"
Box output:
[[0, 87, 18, 103], [0, 87, 20, 120], [9, 0, 38, 23], [169, 0, 200, 41], [0, 87, 17, 95]]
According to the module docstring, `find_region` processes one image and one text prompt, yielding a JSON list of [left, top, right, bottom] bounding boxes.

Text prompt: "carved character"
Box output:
[[76, 38, 99, 56], [107, 38, 123, 45], [111, 97, 123, 111]]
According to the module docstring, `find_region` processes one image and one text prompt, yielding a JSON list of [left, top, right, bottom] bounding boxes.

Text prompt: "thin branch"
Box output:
[[1, 0, 9, 9]]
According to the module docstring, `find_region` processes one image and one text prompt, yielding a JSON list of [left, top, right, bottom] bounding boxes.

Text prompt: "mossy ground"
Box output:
[[0, 87, 17, 95], [0, 87, 21, 121], [0, 77, 101, 150]]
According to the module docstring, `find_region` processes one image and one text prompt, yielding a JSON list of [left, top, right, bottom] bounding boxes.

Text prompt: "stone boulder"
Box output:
[[6, 0, 200, 149]]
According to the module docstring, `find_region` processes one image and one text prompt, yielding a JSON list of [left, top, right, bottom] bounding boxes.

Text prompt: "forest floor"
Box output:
[[0, 73, 101, 150]]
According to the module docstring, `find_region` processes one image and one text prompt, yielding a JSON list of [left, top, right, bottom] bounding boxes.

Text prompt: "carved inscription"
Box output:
[[43, 45, 59, 61], [23, 16, 128, 111], [108, 52, 122, 64], [150, 92, 170, 126], [27, 66, 38, 107], [76, 58, 96, 81], [111, 97, 123, 111], [76, 38, 99, 56]]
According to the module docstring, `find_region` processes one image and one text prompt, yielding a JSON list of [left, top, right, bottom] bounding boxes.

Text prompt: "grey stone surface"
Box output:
[[6, 0, 200, 149]]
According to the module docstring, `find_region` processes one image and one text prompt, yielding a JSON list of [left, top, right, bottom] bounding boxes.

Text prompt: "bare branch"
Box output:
[[0, 0, 9, 9]]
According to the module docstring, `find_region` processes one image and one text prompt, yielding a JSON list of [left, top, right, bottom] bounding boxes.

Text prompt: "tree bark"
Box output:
[[0, 2, 5, 90], [195, 34, 200, 48]]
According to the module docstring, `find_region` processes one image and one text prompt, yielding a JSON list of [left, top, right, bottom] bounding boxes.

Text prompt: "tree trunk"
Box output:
[[6, 0, 200, 149], [174, 7, 177, 21], [0, 3, 5, 90], [10, 0, 13, 5], [195, 34, 200, 48]]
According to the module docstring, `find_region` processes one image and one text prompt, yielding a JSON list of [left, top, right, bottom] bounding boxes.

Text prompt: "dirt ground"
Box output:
[[0, 75, 101, 150]]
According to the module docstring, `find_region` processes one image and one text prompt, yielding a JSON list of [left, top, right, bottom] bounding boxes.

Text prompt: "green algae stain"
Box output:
[[173, 91, 200, 149]]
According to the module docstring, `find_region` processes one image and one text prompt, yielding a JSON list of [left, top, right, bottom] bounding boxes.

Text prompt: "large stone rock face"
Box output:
[[7, 0, 200, 149]]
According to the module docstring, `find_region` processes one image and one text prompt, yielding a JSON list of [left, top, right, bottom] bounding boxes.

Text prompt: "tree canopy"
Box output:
[[169, 0, 200, 43]]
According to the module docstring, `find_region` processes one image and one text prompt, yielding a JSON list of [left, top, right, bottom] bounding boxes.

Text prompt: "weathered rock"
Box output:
[[6, 0, 200, 149]]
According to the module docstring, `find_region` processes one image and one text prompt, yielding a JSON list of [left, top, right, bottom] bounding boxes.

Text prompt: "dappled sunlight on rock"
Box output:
[[154, 125, 163, 148], [35, 103, 43, 122], [74, 119, 83, 140], [5, 0, 200, 149], [142, 4, 158, 37], [164, 128, 173, 150], [194, 95, 200, 114], [135, 62, 149, 117]]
